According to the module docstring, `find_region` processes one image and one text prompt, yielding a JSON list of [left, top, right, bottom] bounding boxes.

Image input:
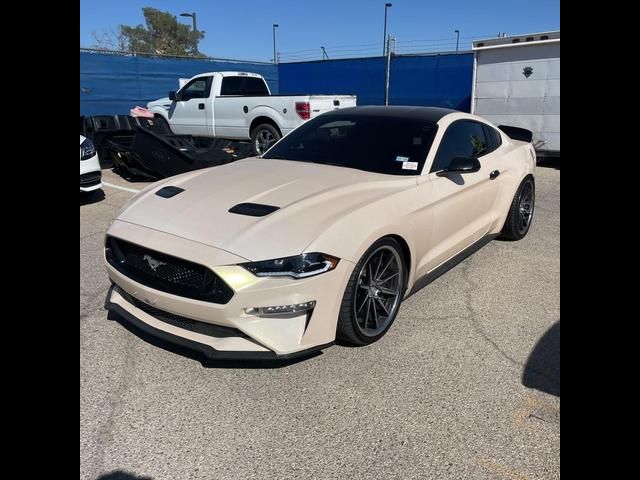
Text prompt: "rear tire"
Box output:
[[500, 176, 535, 240], [250, 123, 281, 156], [336, 238, 408, 346]]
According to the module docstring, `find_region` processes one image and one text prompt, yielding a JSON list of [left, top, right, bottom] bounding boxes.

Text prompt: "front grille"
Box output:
[[117, 287, 245, 338], [80, 171, 101, 187], [105, 236, 234, 304]]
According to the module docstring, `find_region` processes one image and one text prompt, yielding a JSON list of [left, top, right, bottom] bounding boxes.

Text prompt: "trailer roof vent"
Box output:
[[526, 37, 534, 42], [512, 38, 521, 43], [540, 35, 549, 40], [477, 42, 484, 47]]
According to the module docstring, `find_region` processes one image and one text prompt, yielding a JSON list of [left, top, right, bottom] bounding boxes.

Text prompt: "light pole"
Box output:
[[454, 29, 460, 53], [383, 3, 392, 56], [180, 12, 198, 55], [273, 24, 279, 64]]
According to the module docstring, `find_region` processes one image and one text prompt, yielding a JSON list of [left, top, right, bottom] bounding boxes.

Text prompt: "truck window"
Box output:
[[220, 76, 269, 96], [180, 77, 212, 101]]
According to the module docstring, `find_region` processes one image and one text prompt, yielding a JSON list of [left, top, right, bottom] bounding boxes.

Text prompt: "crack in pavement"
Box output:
[[85, 332, 137, 478], [459, 260, 559, 387]]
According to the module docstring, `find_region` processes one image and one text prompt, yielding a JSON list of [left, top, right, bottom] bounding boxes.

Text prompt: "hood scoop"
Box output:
[[228, 202, 279, 217], [155, 186, 185, 198]]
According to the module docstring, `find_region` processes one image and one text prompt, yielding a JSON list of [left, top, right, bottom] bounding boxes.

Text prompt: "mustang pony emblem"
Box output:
[[143, 254, 167, 271]]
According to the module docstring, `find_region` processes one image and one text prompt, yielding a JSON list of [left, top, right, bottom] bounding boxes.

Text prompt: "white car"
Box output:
[[104, 106, 536, 360], [80, 135, 102, 192]]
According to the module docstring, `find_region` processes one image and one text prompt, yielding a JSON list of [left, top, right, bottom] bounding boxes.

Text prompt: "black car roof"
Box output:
[[325, 105, 458, 123]]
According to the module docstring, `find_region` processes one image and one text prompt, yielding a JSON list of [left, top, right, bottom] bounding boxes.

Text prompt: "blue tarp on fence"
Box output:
[[278, 53, 473, 111], [80, 51, 473, 116], [80, 51, 278, 116]]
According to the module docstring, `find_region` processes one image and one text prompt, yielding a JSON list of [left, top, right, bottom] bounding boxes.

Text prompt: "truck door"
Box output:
[[168, 76, 213, 137]]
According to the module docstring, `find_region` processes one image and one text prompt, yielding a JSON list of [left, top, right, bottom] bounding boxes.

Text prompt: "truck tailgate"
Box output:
[[308, 95, 357, 118]]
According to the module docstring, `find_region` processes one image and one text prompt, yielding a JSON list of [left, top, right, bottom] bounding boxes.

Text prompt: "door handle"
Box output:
[[198, 103, 205, 110], [489, 170, 500, 180]]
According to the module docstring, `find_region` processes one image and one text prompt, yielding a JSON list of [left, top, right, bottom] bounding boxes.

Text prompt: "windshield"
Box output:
[[262, 113, 439, 175]]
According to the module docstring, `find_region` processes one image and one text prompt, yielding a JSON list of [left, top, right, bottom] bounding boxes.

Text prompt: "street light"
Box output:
[[454, 29, 460, 53], [383, 3, 392, 56], [273, 24, 279, 64], [180, 12, 198, 55]]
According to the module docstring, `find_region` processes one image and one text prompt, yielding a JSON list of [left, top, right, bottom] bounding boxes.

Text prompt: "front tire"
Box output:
[[500, 176, 535, 240], [336, 238, 408, 346], [250, 123, 281, 156]]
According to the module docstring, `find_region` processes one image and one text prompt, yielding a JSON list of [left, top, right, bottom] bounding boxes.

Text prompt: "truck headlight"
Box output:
[[80, 138, 96, 160], [241, 253, 339, 279]]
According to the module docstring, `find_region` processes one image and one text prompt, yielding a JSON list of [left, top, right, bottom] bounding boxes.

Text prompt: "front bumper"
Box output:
[[104, 220, 354, 358], [80, 153, 102, 192]]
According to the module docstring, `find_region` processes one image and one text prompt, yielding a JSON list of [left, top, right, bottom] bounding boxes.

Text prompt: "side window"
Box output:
[[493, 127, 503, 149], [220, 76, 269, 96], [220, 77, 242, 95], [242, 77, 269, 95], [430, 121, 489, 172], [481, 124, 503, 154], [180, 77, 212, 101]]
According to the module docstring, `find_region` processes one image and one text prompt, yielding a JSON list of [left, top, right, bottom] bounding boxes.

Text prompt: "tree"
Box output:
[[90, 27, 127, 51], [92, 8, 205, 57]]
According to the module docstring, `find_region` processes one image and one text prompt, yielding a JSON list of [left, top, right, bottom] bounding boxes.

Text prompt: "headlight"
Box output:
[[80, 138, 96, 160], [241, 253, 339, 279]]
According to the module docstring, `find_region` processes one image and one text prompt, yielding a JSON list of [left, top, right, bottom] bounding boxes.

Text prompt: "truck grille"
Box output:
[[105, 236, 234, 304]]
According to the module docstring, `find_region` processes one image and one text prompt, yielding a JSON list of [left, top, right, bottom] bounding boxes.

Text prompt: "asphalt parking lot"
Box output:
[[80, 164, 560, 480]]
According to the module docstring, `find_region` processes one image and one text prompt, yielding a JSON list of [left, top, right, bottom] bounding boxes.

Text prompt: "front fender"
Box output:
[[304, 189, 422, 291], [148, 106, 170, 120]]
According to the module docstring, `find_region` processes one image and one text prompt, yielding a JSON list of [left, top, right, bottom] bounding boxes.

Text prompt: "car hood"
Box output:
[[116, 158, 414, 261]]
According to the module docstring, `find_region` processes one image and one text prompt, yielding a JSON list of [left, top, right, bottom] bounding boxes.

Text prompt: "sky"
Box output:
[[80, 0, 560, 62]]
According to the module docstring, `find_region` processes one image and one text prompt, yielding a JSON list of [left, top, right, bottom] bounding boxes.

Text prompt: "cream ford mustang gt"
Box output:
[[104, 106, 536, 360]]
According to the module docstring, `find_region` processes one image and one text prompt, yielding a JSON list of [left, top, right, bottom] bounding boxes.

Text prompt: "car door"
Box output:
[[167, 76, 213, 136], [424, 120, 501, 269]]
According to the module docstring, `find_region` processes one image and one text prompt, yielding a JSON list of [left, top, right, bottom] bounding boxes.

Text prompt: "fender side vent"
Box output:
[[228, 202, 279, 217], [155, 186, 185, 198]]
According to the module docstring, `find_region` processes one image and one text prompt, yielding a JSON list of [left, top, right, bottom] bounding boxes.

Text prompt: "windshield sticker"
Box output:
[[402, 161, 418, 170], [413, 137, 422, 145], [395, 155, 410, 162]]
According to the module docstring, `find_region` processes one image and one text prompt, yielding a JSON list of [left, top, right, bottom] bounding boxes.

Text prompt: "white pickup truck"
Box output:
[[147, 71, 357, 155]]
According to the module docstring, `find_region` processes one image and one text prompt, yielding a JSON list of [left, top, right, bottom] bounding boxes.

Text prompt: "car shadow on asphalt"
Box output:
[[536, 157, 560, 170], [80, 189, 105, 205], [96, 471, 153, 480], [522, 320, 560, 396], [108, 310, 322, 369]]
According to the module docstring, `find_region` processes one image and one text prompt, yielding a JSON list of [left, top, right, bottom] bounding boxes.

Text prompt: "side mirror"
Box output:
[[169, 91, 177, 101], [437, 156, 481, 176]]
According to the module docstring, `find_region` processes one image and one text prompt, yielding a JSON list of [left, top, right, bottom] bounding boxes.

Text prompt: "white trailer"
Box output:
[[471, 31, 560, 157]]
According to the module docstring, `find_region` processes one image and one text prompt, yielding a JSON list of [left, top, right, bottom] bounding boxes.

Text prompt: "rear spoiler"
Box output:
[[498, 125, 533, 143]]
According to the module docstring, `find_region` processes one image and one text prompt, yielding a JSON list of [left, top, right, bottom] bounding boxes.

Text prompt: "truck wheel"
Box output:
[[152, 115, 171, 134], [251, 123, 281, 155]]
